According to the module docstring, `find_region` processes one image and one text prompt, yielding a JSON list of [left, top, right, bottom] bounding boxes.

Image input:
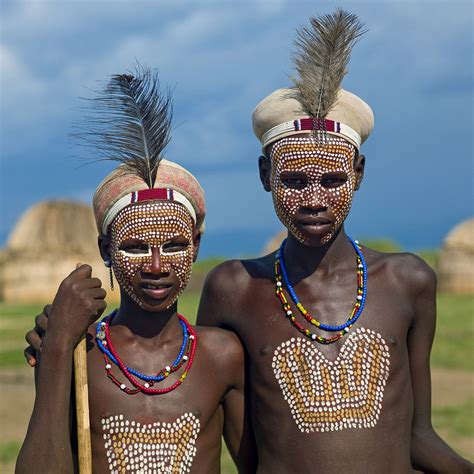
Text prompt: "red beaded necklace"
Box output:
[[102, 313, 197, 395]]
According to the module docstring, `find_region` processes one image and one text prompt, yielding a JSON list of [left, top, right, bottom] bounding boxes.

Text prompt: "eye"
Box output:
[[320, 172, 348, 188], [119, 242, 150, 254], [162, 240, 190, 253], [280, 172, 308, 189]]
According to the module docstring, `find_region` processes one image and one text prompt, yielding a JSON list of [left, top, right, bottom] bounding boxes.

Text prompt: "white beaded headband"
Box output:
[[261, 117, 361, 150], [102, 188, 196, 235]]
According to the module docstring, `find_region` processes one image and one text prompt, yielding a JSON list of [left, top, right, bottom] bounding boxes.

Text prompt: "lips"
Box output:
[[294, 216, 334, 235], [139, 281, 173, 300], [296, 217, 332, 226]]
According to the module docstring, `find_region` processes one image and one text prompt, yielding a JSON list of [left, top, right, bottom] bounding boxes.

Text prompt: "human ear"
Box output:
[[98, 234, 112, 263], [354, 154, 366, 191], [258, 154, 272, 192], [192, 229, 202, 262]]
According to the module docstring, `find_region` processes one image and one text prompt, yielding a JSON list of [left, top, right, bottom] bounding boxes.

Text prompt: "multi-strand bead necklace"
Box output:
[[96, 310, 197, 395], [275, 236, 367, 344]]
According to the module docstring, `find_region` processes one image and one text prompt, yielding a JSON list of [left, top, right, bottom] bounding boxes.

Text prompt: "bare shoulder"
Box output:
[[202, 253, 275, 298], [202, 259, 249, 295], [194, 326, 243, 363], [363, 246, 437, 297], [193, 326, 244, 384]]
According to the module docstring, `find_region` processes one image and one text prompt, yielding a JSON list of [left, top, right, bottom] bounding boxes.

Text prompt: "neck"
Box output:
[[112, 290, 181, 339], [283, 226, 356, 280]]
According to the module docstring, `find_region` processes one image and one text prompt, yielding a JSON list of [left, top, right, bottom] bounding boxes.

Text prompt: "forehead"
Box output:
[[270, 136, 355, 170], [111, 201, 193, 239]]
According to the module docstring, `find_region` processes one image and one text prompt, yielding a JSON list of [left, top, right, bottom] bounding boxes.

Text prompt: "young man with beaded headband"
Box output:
[[17, 68, 256, 473], [195, 9, 473, 473]]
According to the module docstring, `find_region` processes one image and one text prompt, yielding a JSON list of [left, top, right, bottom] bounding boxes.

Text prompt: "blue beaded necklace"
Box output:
[[276, 236, 367, 341], [96, 309, 189, 382]]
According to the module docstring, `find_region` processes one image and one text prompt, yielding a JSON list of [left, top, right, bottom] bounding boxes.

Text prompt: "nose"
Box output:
[[143, 247, 169, 276], [150, 246, 162, 273], [300, 184, 329, 213]]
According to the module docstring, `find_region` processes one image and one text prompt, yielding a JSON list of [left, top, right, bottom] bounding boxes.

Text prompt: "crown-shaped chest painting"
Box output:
[[272, 327, 390, 433], [102, 412, 200, 473]]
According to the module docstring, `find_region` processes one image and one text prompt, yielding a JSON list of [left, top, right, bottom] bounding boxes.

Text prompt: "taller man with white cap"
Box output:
[[198, 9, 472, 472]]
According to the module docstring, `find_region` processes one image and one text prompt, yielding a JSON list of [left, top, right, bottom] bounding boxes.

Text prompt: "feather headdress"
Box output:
[[291, 9, 366, 122], [74, 64, 173, 189]]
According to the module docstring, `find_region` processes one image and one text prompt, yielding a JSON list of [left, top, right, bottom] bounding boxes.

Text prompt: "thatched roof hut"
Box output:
[[437, 218, 474, 294], [1, 200, 118, 303]]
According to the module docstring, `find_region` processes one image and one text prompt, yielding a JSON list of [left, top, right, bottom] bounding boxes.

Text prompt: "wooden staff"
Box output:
[[74, 333, 92, 473]]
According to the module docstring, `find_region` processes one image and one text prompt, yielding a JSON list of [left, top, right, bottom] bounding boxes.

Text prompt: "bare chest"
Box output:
[[240, 273, 411, 368], [84, 342, 224, 473], [235, 273, 413, 439]]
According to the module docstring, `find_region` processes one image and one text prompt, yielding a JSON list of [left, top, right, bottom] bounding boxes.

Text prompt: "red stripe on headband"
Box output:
[[296, 118, 339, 133], [135, 188, 170, 202]]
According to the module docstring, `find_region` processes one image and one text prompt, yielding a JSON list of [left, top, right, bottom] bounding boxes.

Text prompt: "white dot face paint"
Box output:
[[110, 201, 194, 309], [270, 136, 357, 245], [272, 328, 390, 433], [102, 413, 200, 473]]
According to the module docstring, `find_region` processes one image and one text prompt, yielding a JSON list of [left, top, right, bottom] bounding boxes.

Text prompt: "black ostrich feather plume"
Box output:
[[74, 64, 173, 188]]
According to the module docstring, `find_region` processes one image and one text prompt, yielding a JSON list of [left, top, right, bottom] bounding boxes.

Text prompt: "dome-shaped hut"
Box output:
[[1, 200, 118, 303], [437, 218, 474, 294]]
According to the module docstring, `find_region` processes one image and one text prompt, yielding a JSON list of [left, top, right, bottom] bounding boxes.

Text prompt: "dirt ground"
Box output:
[[2, 368, 473, 472]]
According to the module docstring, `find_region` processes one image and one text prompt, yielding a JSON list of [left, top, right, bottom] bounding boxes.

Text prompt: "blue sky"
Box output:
[[1, 0, 473, 258]]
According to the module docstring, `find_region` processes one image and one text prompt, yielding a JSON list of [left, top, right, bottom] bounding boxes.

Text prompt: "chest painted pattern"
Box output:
[[272, 328, 390, 433], [102, 413, 200, 473]]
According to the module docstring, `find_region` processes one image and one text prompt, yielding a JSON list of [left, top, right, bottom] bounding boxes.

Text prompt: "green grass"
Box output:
[[0, 293, 472, 470], [2, 294, 472, 370], [431, 294, 474, 371], [0, 440, 236, 474], [0, 302, 45, 318], [0, 303, 44, 368], [221, 445, 237, 474], [0, 297, 203, 368], [433, 398, 474, 438], [0, 348, 27, 368], [0, 441, 21, 463]]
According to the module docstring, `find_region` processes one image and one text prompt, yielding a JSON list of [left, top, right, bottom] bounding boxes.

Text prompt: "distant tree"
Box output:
[[362, 238, 403, 253], [416, 250, 439, 270], [363, 239, 439, 270]]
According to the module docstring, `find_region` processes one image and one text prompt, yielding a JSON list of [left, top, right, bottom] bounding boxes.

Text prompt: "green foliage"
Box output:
[[361, 238, 403, 253], [415, 249, 439, 269], [186, 257, 226, 293], [192, 257, 225, 275], [357, 239, 438, 270], [177, 292, 201, 325]]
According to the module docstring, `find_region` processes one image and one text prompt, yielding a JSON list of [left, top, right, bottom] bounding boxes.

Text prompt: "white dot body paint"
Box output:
[[110, 201, 194, 309], [101, 413, 200, 472], [270, 136, 357, 245], [272, 328, 390, 433]]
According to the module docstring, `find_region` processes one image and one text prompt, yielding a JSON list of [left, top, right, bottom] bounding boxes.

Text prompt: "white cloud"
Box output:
[[1, 1, 472, 250], [0, 44, 44, 102]]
